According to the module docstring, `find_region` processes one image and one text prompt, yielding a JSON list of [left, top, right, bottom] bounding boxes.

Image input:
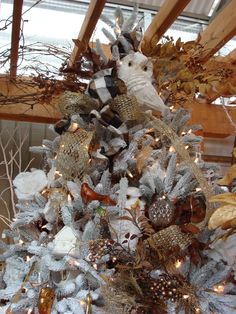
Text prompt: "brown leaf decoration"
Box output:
[[137, 215, 155, 236], [209, 192, 236, 206], [217, 164, 236, 185], [118, 216, 134, 222], [233, 148, 236, 158], [152, 36, 236, 108], [208, 204, 236, 230], [221, 217, 236, 230], [181, 224, 200, 234], [136, 145, 153, 173]]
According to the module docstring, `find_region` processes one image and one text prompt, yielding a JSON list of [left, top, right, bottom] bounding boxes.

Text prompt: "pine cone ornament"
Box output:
[[56, 128, 94, 180], [148, 196, 175, 227], [109, 94, 140, 121]]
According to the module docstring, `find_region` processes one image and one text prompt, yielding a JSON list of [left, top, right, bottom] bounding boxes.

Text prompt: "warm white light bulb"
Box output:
[[175, 260, 182, 268]]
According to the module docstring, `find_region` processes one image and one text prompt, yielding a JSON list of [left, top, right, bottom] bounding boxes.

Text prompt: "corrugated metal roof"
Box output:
[[111, 0, 218, 19]]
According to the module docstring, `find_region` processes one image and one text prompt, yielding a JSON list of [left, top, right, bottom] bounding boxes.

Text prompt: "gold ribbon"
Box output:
[[147, 113, 214, 229]]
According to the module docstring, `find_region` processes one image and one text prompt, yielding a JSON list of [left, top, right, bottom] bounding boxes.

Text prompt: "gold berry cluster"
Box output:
[[149, 274, 186, 303], [89, 239, 115, 262]]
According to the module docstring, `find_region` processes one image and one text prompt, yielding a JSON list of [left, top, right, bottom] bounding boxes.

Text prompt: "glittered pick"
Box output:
[[96, 206, 106, 216]]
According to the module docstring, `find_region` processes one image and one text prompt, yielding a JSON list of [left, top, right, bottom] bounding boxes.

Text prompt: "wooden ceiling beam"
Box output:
[[0, 76, 60, 123], [141, 0, 191, 56], [202, 155, 232, 163], [69, 0, 106, 67], [186, 100, 236, 138], [194, 0, 236, 63], [0, 76, 235, 138], [10, 0, 24, 79], [227, 48, 236, 63]]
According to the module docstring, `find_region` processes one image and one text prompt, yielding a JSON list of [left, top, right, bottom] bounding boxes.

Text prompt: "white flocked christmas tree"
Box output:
[[1, 6, 236, 314]]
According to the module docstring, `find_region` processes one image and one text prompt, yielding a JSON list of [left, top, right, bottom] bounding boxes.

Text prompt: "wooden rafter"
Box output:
[[194, 0, 236, 63], [69, 0, 106, 67], [0, 76, 235, 138], [10, 0, 24, 79], [187, 101, 236, 138], [141, 0, 191, 55], [227, 48, 236, 63], [203, 155, 232, 163]]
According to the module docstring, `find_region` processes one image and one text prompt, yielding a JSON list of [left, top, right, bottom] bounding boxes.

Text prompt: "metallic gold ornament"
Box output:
[[56, 128, 94, 180], [58, 91, 99, 117], [148, 196, 175, 227], [85, 289, 93, 314], [38, 287, 55, 314], [109, 94, 140, 121], [146, 225, 192, 253]]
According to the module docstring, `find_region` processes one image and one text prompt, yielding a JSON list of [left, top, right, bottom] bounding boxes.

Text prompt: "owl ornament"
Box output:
[[117, 52, 168, 114]]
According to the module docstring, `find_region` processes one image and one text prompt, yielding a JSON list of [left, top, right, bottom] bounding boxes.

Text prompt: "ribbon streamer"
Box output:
[[147, 113, 214, 229]]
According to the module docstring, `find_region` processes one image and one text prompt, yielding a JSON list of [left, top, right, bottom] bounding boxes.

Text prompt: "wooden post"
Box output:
[[10, 0, 24, 79]]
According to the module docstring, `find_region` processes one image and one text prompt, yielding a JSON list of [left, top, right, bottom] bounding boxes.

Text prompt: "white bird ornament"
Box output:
[[117, 52, 168, 114]]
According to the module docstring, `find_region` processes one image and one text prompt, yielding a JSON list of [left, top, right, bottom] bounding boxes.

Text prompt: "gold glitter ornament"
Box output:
[[38, 287, 55, 314], [58, 91, 99, 117], [148, 196, 175, 227], [85, 289, 93, 314], [148, 274, 184, 303], [56, 128, 94, 180], [146, 225, 192, 254], [89, 239, 115, 262], [109, 94, 140, 121]]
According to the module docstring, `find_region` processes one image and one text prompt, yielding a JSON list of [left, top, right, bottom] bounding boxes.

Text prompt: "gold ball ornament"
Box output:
[[148, 196, 175, 227]]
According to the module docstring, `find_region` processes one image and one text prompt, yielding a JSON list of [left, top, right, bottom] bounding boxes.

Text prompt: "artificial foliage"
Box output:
[[0, 6, 236, 314]]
